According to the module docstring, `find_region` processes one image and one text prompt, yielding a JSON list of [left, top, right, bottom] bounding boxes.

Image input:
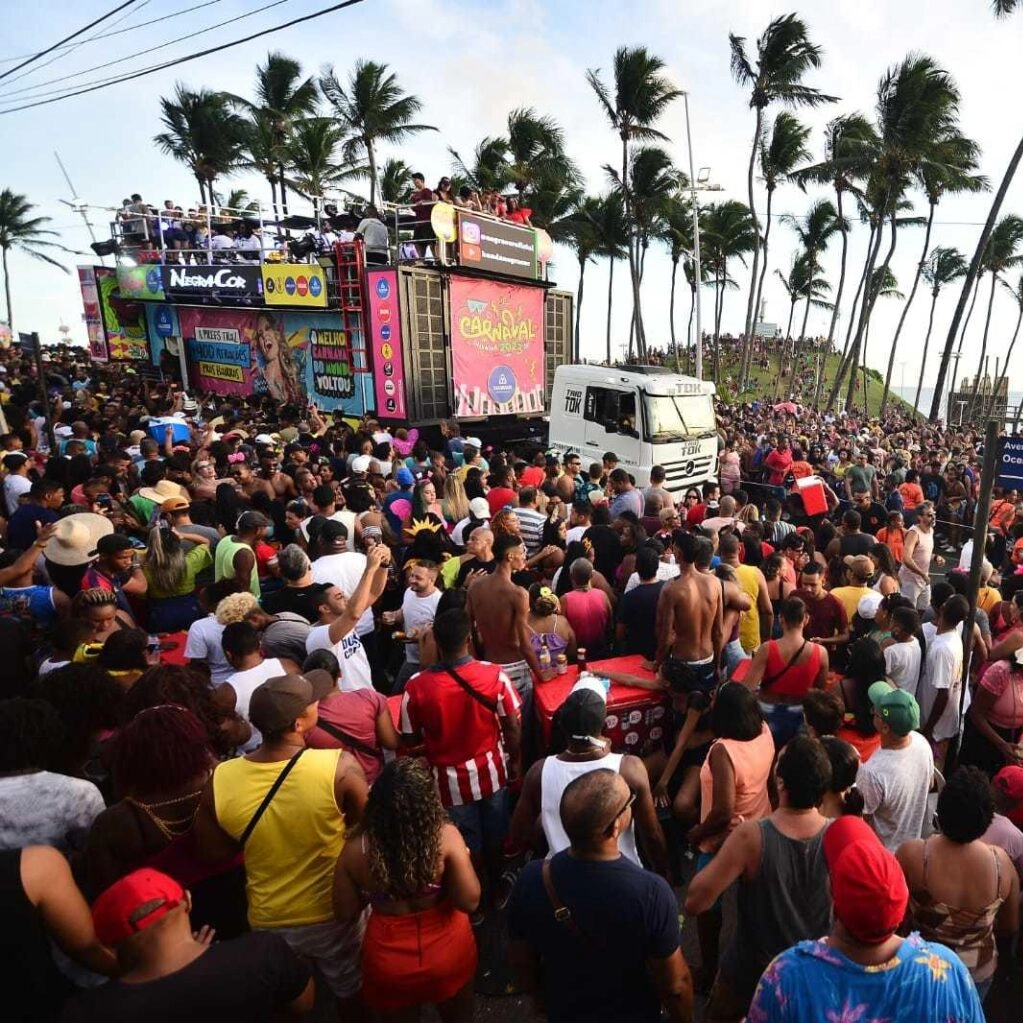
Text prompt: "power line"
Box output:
[[0, 0, 224, 65], [0, 0, 369, 116], [0, 0, 294, 99], [0, 0, 139, 82]]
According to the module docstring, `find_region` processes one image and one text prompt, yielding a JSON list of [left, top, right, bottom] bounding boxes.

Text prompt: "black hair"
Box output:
[[942, 593, 970, 628], [221, 621, 260, 658], [692, 536, 713, 570], [775, 735, 832, 810], [98, 628, 149, 672], [802, 688, 844, 736], [930, 580, 954, 612], [710, 682, 764, 741], [433, 608, 471, 657], [891, 606, 920, 638], [844, 637, 885, 736], [0, 698, 63, 772], [937, 766, 995, 843], [493, 532, 523, 563], [842, 509, 862, 530], [820, 736, 864, 816], [302, 648, 340, 680], [635, 545, 660, 581]]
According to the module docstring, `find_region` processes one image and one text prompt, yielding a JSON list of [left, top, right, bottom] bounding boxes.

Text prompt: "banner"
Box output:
[[117, 264, 165, 301], [161, 265, 264, 306], [997, 436, 1023, 489], [78, 266, 108, 361], [94, 266, 150, 361], [456, 211, 537, 279], [448, 275, 545, 417], [18, 332, 37, 355], [288, 313, 357, 404], [261, 264, 327, 307], [366, 270, 406, 418]]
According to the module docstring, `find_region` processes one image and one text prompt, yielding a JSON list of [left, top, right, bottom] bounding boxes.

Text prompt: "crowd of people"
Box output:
[[2, 341, 1023, 1023]]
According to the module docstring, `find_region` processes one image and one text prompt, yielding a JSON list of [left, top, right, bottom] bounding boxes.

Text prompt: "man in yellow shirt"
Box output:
[[830, 555, 875, 621], [719, 533, 772, 654], [195, 673, 368, 1013]]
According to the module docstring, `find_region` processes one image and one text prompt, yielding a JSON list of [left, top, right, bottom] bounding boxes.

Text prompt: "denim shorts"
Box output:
[[758, 700, 804, 749], [447, 787, 509, 852]]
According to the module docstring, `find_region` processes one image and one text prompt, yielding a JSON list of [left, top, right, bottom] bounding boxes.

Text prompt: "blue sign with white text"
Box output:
[[997, 437, 1023, 489]]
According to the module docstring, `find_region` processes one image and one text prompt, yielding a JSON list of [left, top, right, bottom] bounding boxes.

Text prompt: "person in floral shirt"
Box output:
[[747, 816, 983, 1023]]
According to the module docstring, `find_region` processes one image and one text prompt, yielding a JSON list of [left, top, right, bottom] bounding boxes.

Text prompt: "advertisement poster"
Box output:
[[365, 270, 405, 419], [448, 275, 545, 416], [94, 266, 150, 361], [116, 264, 166, 301], [455, 211, 537, 279], [175, 307, 363, 412], [262, 264, 327, 307], [161, 265, 264, 306], [78, 266, 108, 361]]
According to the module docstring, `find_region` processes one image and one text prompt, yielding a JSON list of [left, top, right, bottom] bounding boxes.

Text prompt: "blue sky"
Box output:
[[2, 0, 1022, 391]]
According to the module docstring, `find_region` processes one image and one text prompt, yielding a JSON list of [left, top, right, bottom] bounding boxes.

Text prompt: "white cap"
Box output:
[[469, 497, 490, 519], [857, 591, 884, 620], [464, 436, 483, 449], [351, 455, 372, 473], [571, 675, 609, 701], [254, 433, 275, 446], [54, 424, 73, 438]]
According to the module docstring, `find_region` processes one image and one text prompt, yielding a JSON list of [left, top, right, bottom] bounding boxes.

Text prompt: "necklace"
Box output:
[[127, 791, 203, 842]]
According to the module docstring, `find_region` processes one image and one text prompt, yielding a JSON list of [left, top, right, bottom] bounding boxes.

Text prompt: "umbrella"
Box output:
[[773, 402, 798, 415]]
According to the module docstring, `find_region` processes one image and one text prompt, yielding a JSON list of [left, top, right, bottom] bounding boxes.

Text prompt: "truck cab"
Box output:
[[548, 365, 719, 496]]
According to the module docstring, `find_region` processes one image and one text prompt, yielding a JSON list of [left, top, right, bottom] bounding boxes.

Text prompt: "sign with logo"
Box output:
[[261, 264, 327, 308], [153, 306, 175, 338], [563, 387, 583, 416], [455, 211, 537, 279], [161, 265, 263, 305], [448, 275, 545, 417], [997, 436, 1023, 489], [366, 269, 406, 419], [78, 266, 107, 361], [94, 266, 150, 361], [116, 264, 165, 301]]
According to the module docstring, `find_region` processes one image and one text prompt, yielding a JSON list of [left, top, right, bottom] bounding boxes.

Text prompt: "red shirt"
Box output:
[[487, 487, 518, 517], [400, 657, 521, 806], [519, 466, 546, 488], [763, 448, 793, 486], [306, 688, 389, 785], [562, 587, 612, 651], [506, 207, 532, 224]]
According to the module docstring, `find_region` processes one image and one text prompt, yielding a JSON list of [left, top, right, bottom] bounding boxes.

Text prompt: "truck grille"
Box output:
[[660, 454, 717, 492]]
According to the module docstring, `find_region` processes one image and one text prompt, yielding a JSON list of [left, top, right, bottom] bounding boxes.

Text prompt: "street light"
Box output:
[[682, 92, 722, 382]]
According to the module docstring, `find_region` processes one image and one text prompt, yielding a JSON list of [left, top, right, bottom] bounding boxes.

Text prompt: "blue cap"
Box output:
[[396, 467, 415, 487]]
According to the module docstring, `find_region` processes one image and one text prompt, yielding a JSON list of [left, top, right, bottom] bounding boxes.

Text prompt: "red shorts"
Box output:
[[361, 901, 477, 1010]]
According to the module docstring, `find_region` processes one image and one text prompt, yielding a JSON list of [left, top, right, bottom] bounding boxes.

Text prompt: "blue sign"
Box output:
[[146, 267, 163, 295], [309, 275, 322, 298], [380, 324, 391, 341], [285, 276, 297, 296], [375, 277, 390, 299], [487, 364, 517, 405], [154, 307, 174, 338], [998, 437, 1023, 489]]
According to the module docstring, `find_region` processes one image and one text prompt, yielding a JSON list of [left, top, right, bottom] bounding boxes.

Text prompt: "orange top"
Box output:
[[876, 525, 906, 564], [898, 482, 924, 510]]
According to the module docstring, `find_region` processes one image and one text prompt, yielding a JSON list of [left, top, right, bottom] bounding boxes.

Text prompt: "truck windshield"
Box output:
[[644, 393, 716, 442]]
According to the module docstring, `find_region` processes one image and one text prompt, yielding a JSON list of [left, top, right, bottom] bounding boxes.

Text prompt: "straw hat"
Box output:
[[43, 513, 114, 566], [138, 480, 188, 504]]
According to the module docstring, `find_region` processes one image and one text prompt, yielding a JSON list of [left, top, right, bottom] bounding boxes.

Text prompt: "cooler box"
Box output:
[[147, 418, 191, 444], [602, 692, 669, 757], [795, 475, 828, 516]]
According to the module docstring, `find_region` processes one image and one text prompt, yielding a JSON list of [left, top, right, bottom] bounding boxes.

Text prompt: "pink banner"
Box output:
[[78, 267, 107, 361], [448, 275, 545, 417], [366, 270, 406, 419]]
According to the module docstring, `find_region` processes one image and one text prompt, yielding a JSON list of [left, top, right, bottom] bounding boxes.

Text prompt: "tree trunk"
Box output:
[[752, 183, 775, 348], [575, 258, 586, 362], [367, 136, 378, 207], [986, 304, 1023, 422], [2, 246, 13, 334], [799, 291, 813, 349], [669, 257, 679, 369], [775, 300, 797, 400], [931, 129, 1023, 421], [828, 222, 878, 407], [881, 202, 935, 416], [949, 275, 982, 410], [966, 272, 999, 422], [713, 271, 723, 382], [605, 257, 615, 364], [195, 175, 207, 207], [817, 186, 849, 408], [622, 134, 645, 362], [741, 107, 764, 387], [913, 288, 940, 415]]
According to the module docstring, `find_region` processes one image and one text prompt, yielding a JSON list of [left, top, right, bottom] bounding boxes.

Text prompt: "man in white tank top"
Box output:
[[898, 501, 944, 610], [509, 679, 668, 877]]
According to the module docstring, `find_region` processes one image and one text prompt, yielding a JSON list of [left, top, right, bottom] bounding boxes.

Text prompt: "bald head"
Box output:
[[560, 768, 631, 851]]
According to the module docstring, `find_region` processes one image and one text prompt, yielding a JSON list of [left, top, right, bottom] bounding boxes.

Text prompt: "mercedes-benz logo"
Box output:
[[684, 460, 696, 476]]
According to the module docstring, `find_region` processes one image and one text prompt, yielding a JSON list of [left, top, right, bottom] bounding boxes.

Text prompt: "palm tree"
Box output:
[[588, 192, 630, 364], [0, 189, 69, 334], [827, 54, 962, 410], [319, 60, 436, 206], [861, 267, 904, 413], [879, 130, 986, 415], [379, 158, 412, 204], [560, 196, 604, 361], [587, 46, 682, 361], [751, 112, 811, 335], [222, 188, 256, 214], [728, 13, 837, 385], [965, 214, 1023, 419], [154, 85, 247, 205], [226, 52, 319, 218], [987, 270, 1023, 420], [700, 200, 756, 382], [449, 137, 512, 194], [773, 253, 832, 396], [285, 118, 351, 214], [930, 0, 1023, 419], [240, 116, 286, 219], [658, 194, 694, 367], [913, 246, 968, 413], [781, 198, 844, 340], [506, 108, 580, 198]]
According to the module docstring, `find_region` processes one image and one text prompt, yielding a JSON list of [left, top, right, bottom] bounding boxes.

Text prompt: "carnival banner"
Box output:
[[261, 264, 327, 307], [94, 266, 150, 361], [365, 270, 406, 419], [78, 266, 108, 361], [448, 275, 545, 417]]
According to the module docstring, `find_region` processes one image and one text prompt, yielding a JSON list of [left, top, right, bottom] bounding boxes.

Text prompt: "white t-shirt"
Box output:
[[0, 771, 105, 851], [3, 473, 31, 516], [623, 562, 680, 593], [225, 657, 289, 751], [919, 628, 967, 742], [310, 551, 373, 636], [401, 587, 442, 665], [306, 623, 374, 691], [566, 525, 588, 545], [452, 515, 488, 548], [184, 615, 232, 683], [884, 637, 922, 698], [300, 511, 356, 552], [857, 731, 935, 851]]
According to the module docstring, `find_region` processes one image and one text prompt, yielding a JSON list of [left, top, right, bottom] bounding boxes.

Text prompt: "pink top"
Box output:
[[978, 660, 1023, 730], [561, 588, 612, 651]]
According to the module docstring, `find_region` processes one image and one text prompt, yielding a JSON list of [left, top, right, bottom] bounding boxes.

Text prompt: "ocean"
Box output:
[[892, 386, 1022, 419]]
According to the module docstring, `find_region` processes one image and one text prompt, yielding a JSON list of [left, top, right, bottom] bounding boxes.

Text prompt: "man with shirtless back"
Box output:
[[655, 531, 723, 698], [466, 533, 545, 735]]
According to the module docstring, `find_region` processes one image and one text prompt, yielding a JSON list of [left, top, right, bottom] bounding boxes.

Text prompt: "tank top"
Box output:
[[539, 753, 640, 865], [909, 839, 1004, 983], [527, 615, 570, 661], [698, 725, 775, 852], [214, 535, 260, 596], [761, 639, 822, 697], [734, 564, 762, 653], [212, 748, 344, 928], [720, 818, 832, 998]]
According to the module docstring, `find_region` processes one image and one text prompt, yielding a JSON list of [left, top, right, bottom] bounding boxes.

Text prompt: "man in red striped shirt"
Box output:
[[400, 607, 521, 893]]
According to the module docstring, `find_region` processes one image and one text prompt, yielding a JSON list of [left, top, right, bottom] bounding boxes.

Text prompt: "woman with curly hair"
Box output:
[[333, 759, 480, 1022]]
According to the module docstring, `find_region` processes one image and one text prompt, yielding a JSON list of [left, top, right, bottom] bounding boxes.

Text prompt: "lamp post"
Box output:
[[682, 92, 722, 382]]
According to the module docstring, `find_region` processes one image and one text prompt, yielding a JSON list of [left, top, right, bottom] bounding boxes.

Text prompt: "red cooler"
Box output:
[[795, 475, 828, 516]]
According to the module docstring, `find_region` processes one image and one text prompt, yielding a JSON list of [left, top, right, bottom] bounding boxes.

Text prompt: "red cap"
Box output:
[[92, 869, 184, 946], [994, 765, 1023, 826], [823, 817, 908, 944]]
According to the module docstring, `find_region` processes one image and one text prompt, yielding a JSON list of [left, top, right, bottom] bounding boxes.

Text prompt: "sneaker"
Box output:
[[494, 866, 520, 911]]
